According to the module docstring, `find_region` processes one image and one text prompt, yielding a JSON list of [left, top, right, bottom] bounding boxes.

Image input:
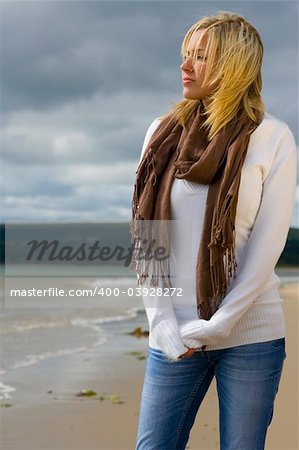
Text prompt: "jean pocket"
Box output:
[[148, 346, 167, 359], [266, 338, 285, 349], [267, 338, 286, 360], [149, 346, 164, 353]]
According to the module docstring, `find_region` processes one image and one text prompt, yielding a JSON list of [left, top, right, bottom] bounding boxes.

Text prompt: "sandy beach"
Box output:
[[0, 281, 298, 450]]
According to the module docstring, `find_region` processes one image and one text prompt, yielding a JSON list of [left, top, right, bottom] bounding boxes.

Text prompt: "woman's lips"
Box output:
[[182, 78, 194, 84]]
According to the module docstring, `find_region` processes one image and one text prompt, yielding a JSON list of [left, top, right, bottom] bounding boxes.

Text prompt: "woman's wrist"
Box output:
[[150, 318, 188, 361]]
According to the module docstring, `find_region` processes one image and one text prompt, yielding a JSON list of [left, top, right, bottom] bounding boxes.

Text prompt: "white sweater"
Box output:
[[135, 112, 297, 360]]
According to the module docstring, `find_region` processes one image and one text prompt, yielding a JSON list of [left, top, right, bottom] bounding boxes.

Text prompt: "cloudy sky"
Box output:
[[1, 1, 298, 226]]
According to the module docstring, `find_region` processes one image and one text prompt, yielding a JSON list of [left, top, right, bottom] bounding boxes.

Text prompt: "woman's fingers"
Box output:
[[178, 348, 196, 359]]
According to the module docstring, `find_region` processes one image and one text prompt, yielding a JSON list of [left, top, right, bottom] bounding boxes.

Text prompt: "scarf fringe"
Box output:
[[129, 237, 173, 291], [208, 195, 238, 314], [129, 211, 173, 292]]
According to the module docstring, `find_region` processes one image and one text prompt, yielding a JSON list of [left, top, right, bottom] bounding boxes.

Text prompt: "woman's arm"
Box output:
[[134, 118, 190, 360], [179, 125, 297, 346]]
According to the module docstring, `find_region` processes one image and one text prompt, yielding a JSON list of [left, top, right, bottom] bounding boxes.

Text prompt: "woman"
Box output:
[[130, 11, 297, 450]]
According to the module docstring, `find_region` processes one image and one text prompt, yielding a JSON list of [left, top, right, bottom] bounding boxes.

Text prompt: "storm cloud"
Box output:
[[1, 1, 298, 224]]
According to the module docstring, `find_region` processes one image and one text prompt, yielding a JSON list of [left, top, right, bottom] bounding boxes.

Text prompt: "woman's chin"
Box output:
[[182, 86, 202, 100], [182, 92, 201, 100]]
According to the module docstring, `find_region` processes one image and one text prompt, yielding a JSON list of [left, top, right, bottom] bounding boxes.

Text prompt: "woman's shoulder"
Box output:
[[147, 116, 163, 132], [249, 111, 296, 155], [256, 111, 293, 139], [245, 112, 297, 184], [142, 117, 162, 144], [138, 117, 163, 163]]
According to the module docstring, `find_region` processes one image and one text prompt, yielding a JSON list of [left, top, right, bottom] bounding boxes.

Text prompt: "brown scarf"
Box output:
[[130, 100, 256, 320]]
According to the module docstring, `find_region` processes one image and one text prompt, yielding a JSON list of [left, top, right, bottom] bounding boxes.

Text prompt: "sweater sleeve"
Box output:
[[179, 125, 298, 345], [137, 117, 161, 165], [135, 118, 189, 360]]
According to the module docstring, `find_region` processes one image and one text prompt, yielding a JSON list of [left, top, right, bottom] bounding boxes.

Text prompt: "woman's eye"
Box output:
[[182, 54, 206, 62], [196, 55, 207, 61]]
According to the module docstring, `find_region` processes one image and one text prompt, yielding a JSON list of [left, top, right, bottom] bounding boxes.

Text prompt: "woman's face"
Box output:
[[181, 29, 214, 103]]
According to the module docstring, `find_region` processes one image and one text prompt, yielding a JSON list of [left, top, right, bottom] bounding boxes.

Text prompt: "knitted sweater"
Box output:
[[135, 112, 297, 361]]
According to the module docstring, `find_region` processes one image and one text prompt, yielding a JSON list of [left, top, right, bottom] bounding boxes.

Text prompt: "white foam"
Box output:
[[279, 276, 298, 285], [0, 306, 140, 335], [0, 382, 16, 400], [7, 346, 94, 372], [0, 318, 74, 334], [0, 306, 144, 375]]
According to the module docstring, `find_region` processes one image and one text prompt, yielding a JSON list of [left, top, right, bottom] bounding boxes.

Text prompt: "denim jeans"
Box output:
[[135, 338, 286, 450]]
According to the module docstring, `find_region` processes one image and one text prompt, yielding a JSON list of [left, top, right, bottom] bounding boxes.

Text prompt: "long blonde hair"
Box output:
[[159, 11, 265, 141]]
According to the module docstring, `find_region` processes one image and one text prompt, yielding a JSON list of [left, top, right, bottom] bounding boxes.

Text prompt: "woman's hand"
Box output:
[[178, 348, 197, 359]]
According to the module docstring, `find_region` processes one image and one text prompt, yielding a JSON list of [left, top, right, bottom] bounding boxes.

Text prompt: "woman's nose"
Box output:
[[180, 56, 194, 72]]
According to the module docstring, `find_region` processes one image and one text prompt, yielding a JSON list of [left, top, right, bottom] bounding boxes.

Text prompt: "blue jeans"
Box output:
[[136, 338, 286, 450]]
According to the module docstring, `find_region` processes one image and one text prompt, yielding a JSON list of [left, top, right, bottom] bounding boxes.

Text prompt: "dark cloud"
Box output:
[[1, 1, 298, 223]]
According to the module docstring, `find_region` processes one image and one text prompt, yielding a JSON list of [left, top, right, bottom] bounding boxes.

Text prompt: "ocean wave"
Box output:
[[0, 306, 144, 376], [0, 303, 141, 334], [6, 346, 91, 371], [0, 382, 16, 401]]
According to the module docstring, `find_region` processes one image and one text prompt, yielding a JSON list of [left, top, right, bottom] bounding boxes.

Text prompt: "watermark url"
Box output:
[[9, 287, 183, 298]]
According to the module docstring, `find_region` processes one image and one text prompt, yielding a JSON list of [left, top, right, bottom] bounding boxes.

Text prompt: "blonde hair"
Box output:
[[160, 11, 265, 141]]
